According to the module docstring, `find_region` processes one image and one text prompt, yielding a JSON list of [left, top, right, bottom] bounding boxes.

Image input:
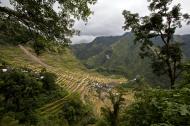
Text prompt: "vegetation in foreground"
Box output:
[[1, 60, 190, 126], [0, 63, 96, 126], [97, 63, 190, 126], [0, 0, 190, 126]]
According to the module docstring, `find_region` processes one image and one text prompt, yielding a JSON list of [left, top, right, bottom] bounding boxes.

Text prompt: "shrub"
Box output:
[[122, 87, 190, 126], [58, 94, 96, 126], [0, 66, 65, 125]]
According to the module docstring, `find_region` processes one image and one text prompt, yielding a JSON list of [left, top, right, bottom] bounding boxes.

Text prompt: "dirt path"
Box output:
[[18, 44, 128, 117], [18, 45, 50, 68]]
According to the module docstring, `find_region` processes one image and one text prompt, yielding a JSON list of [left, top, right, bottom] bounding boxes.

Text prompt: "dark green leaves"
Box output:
[[123, 0, 190, 87], [0, 66, 64, 125], [171, 4, 181, 20], [150, 13, 163, 27], [123, 87, 190, 126], [0, 0, 97, 44], [122, 10, 139, 31], [148, 0, 172, 12]]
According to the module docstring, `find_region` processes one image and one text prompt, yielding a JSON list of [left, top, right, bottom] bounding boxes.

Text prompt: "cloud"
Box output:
[[72, 0, 190, 44], [0, 0, 10, 6], [1, 0, 190, 44], [71, 35, 96, 44], [74, 0, 149, 36]]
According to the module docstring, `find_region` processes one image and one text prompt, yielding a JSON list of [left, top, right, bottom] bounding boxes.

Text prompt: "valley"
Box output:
[[1, 0, 190, 125], [72, 33, 190, 87], [0, 44, 128, 116]]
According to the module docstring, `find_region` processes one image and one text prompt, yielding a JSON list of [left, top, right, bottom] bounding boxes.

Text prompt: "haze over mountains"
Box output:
[[72, 33, 190, 87]]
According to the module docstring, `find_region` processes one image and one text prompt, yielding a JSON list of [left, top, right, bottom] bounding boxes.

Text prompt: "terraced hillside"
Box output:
[[0, 45, 128, 116]]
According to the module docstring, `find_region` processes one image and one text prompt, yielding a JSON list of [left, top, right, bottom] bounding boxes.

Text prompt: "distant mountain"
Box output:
[[71, 33, 190, 87], [179, 35, 190, 58], [71, 35, 122, 60]]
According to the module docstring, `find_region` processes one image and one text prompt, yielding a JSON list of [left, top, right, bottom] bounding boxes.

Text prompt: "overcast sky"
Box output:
[[1, 0, 190, 44], [72, 0, 190, 44]]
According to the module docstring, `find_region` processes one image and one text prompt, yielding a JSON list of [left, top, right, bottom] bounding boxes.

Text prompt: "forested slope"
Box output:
[[72, 33, 190, 87]]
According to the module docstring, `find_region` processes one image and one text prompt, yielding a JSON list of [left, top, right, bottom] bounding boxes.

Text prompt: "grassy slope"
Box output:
[[71, 36, 122, 60], [0, 45, 112, 77], [0, 45, 128, 116], [0, 45, 42, 68]]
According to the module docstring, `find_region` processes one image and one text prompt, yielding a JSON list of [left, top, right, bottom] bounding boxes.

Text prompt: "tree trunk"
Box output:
[[170, 77, 175, 89]]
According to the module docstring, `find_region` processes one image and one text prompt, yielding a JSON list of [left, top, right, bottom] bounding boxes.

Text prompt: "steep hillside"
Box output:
[[72, 33, 190, 87], [0, 45, 128, 116], [180, 35, 190, 58], [72, 35, 122, 60]]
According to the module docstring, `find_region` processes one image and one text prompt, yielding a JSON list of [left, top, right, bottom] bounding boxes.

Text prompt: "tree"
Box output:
[[0, 0, 97, 44], [122, 87, 190, 126], [122, 0, 190, 88], [100, 92, 125, 126], [0, 66, 65, 125], [58, 94, 96, 126], [0, 68, 42, 124], [40, 71, 57, 90], [0, 17, 31, 45]]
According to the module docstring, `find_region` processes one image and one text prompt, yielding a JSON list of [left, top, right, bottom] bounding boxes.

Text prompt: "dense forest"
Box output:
[[0, 0, 190, 126]]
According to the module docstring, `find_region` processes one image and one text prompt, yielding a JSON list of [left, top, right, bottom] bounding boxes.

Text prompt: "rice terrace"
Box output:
[[0, 0, 190, 126]]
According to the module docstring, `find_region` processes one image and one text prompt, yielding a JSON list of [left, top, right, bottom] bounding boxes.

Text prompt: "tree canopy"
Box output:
[[123, 0, 190, 88], [0, 0, 97, 44]]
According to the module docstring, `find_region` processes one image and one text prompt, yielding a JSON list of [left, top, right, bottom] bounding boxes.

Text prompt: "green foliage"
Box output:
[[0, 64, 95, 126], [32, 36, 68, 55], [41, 71, 57, 91], [33, 36, 47, 55], [0, 115, 20, 126], [123, 0, 190, 88], [0, 18, 31, 45], [122, 87, 190, 126], [119, 77, 150, 91], [0, 58, 9, 67], [0, 0, 97, 44], [45, 41, 68, 53], [37, 115, 69, 126], [0, 66, 65, 125], [96, 119, 110, 126], [58, 94, 96, 126], [72, 36, 121, 60], [36, 94, 95, 126], [99, 92, 125, 126], [0, 68, 42, 124], [178, 62, 190, 88], [72, 33, 176, 87], [97, 63, 190, 126]]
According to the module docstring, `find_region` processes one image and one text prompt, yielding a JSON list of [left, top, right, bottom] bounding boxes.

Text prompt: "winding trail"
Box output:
[[18, 45, 77, 115], [18, 45, 127, 116], [19, 45, 50, 68]]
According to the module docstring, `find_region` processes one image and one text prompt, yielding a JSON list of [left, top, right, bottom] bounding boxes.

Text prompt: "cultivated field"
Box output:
[[0, 45, 129, 116]]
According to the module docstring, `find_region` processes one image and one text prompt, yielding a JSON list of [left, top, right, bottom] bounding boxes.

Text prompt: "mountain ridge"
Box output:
[[71, 33, 190, 87]]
